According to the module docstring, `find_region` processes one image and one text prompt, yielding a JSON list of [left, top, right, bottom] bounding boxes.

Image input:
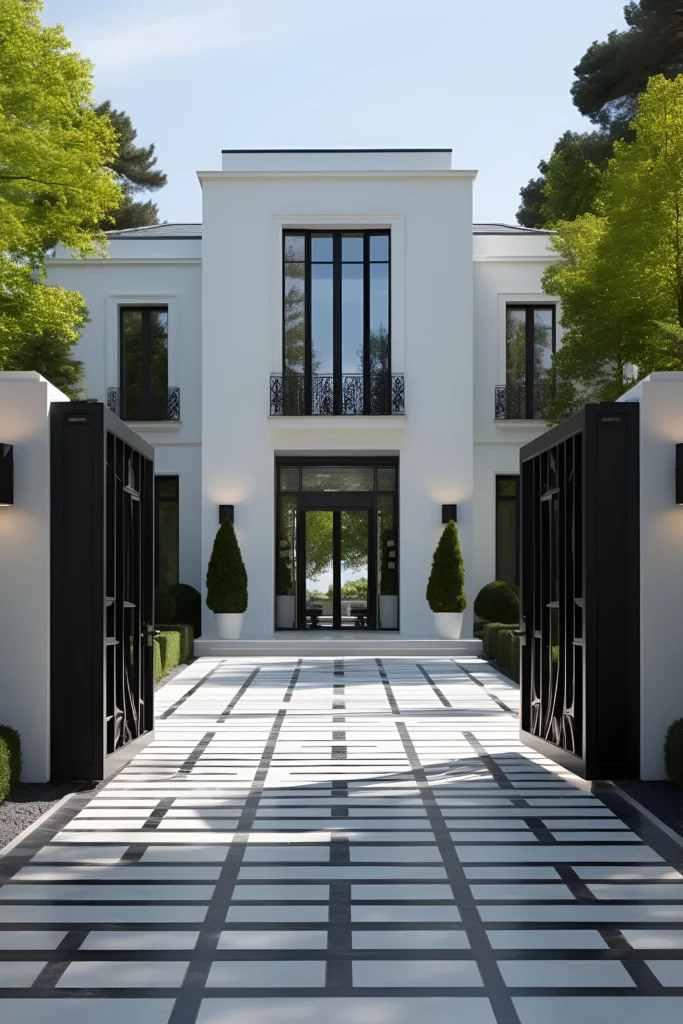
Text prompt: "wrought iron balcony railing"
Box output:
[[495, 381, 550, 421], [270, 372, 405, 416], [107, 386, 181, 422]]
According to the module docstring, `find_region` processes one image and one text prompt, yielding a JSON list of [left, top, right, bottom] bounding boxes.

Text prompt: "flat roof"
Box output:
[[106, 222, 554, 239]]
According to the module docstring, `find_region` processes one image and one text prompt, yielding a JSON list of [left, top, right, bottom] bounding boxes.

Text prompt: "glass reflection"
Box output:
[[311, 264, 333, 375], [369, 234, 389, 261], [301, 467, 374, 491], [311, 235, 333, 262], [342, 235, 364, 262], [342, 264, 363, 375]]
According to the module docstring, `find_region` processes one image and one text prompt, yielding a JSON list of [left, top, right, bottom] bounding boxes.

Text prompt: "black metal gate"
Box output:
[[51, 403, 155, 781], [519, 403, 640, 779]]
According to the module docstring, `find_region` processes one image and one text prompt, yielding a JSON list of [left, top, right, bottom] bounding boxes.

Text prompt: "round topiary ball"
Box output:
[[474, 580, 519, 624], [155, 587, 176, 624]]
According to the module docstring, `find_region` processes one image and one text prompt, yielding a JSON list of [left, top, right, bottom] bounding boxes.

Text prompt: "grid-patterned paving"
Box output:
[[1, 655, 683, 1023]]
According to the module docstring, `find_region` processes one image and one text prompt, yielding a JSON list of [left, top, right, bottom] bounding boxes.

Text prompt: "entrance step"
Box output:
[[194, 636, 482, 658]]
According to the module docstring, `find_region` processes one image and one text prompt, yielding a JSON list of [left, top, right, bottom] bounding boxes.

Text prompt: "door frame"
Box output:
[[297, 494, 377, 630]]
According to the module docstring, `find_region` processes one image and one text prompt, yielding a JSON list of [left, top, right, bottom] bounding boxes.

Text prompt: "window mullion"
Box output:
[[142, 309, 151, 421], [304, 233, 312, 416], [525, 307, 535, 420], [333, 234, 342, 415], [363, 232, 370, 415]]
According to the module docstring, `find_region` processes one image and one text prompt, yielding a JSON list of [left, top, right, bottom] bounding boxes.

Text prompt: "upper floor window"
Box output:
[[498, 305, 555, 420], [281, 231, 393, 415], [120, 306, 169, 421]]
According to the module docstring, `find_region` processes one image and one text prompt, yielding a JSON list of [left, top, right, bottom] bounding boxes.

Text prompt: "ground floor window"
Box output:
[[275, 457, 398, 630], [495, 475, 519, 586], [155, 475, 179, 588]]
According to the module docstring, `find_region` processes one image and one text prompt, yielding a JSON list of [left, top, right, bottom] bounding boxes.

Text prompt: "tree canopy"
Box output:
[[0, 0, 122, 394], [518, 1, 683, 228], [543, 75, 683, 422], [97, 101, 167, 229]]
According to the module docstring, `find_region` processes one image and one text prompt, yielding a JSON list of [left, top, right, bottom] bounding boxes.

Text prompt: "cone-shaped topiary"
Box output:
[[426, 521, 467, 613], [206, 519, 248, 614], [665, 719, 683, 789], [474, 580, 519, 623]]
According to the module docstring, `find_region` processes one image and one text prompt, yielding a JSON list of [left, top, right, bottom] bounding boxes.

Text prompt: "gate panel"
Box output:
[[519, 403, 640, 779], [51, 403, 155, 781]]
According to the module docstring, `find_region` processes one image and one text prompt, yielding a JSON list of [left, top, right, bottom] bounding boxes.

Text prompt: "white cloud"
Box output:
[[71, 0, 350, 70]]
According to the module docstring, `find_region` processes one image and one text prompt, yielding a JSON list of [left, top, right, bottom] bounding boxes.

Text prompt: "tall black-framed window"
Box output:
[[505, 305, 556, 419], [495, 475, 519, 586], [283, 230, 390, 414], [120, 306, 169, 421], [155, 475, 179, 589]]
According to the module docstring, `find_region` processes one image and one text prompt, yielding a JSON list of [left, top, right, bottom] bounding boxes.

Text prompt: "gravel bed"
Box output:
[[0, 782, 79, 852], [154, 659, 193, 692], [619, 780, 683, 841]]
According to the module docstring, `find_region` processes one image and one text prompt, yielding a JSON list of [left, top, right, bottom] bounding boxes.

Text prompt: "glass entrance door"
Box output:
[[301, 507, 372, 629]]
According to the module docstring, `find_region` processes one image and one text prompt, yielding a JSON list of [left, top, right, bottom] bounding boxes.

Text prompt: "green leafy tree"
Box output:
[[96, 101, 167, 229], [544, 75, 683, 422], [0, 0, 122, 394], [426, 521, 466, 614], [518, 1, 683, 228], [206, 520, 248, 614], [572, 0, 683, 134], [340, 578, 368, 600]]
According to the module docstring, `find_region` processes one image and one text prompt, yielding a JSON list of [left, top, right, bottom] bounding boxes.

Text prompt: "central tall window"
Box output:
[[283, 230, 391, 414], [120, 306, 169, 421]]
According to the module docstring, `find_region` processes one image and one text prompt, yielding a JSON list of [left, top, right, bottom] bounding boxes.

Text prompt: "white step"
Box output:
[[193, 636, 482, 658]]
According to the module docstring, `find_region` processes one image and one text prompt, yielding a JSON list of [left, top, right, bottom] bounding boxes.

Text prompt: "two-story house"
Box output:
[[45, 148, 560, 644]]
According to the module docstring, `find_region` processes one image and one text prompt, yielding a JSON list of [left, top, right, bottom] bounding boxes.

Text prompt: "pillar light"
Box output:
[[219, 504, 234, 524], [676, 445, 683, 505], [442, 504, 458, 524], [0, 444, 13, 506]]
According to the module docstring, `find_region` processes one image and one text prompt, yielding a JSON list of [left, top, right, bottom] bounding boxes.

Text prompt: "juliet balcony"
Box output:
[[494, 381, 549, 421], [107, 386, 181, 422], [270, 372, 405, 417]]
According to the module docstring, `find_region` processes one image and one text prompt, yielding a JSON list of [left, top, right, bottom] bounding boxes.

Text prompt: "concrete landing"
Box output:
[[193, 635, 483, 658]]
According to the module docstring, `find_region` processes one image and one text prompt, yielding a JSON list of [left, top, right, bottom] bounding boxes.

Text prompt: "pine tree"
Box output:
[[96, 102, 167, 229]]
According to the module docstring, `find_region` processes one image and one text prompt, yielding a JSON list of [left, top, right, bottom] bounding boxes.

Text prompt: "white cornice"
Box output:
[[198, 169, 477, 183], [47, 257, 201, 266], [473, 254, 563, 263]]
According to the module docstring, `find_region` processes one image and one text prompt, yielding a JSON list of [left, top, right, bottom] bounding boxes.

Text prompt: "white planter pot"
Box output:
[[215, 613, 244, 640], [379, 594, 398, 629], [276, 595, 296, 630], [433, 612, 463, 639]]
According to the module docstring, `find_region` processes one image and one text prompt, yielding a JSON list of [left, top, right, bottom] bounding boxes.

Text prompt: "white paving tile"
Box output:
[[207, 961, 326, 987], [195, 998, 497, 1024], [513, 998, 683, 1024], [499, 960, 634, 987], [58, 960, 189, 987], [352, 959, 483, 987], [0, 1001, 175, 1024]]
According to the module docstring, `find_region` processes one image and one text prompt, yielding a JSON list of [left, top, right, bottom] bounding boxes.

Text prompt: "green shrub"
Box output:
[[0, 725, 21, 789], [497, 630, 520, 682], [153, 637, 162, 682], [155, 587, 176, 624], [426, 521, 466, 613], [168, 583, 202, 638], [0, 725, 21, 803], [157, 623, 194, 663], [206, 520, 248, 614], [482, 622, 518, 660], [474, 580, 519, 624], [157, 630, 181, 675], [665, 719, 683, 788]]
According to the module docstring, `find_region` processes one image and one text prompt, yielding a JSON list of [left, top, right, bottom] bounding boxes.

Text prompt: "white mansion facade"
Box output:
[[46, 149, 560, 641]]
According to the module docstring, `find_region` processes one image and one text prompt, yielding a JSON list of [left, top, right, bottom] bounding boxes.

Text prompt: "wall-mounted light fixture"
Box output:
[[441, 504, 457, 524], [0, 444, 14, 506], [676, 445, 683, 505], [219, 504, 234, 524]]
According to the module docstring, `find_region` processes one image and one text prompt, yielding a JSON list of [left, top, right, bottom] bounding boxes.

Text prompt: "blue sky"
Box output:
[[42, 0, 629, 224]]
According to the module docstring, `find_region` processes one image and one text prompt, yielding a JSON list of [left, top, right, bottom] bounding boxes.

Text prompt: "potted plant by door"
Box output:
[[206, 519, 248, 640], [426, 520, 466, 639]]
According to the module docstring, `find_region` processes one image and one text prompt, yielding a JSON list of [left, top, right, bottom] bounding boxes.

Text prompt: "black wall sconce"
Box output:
[[219, 504, 234, 524], [441, 503, 458, 524], [676, 445, 683, 505], [0, 444, 14, 506]]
